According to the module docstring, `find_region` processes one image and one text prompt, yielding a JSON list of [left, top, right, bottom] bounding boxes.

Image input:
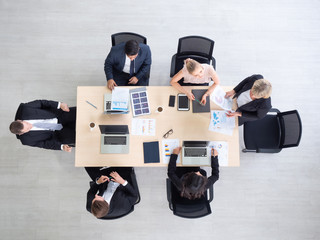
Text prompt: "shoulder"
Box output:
[[110, 42, 125, 52]]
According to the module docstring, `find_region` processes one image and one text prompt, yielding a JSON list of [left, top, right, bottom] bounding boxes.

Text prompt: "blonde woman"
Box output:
[[225, 74, 272, 126], [170, 58, 220, 105]]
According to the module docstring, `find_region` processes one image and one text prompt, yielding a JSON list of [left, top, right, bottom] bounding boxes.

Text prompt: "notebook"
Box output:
[[191, 89, 210, 113], [143, 141, 160, 163]]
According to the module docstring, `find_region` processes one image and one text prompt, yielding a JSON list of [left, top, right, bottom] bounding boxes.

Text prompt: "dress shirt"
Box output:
[[102, 180, 128, 204], [122, 55, 131, 74], [237, 90, 252, 107]]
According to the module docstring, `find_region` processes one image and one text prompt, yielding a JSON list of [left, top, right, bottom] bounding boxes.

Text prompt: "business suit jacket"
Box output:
[[233, 74, 272, 125], [14, 100, 75, 150], [104, 42, 152, 85], [86, 181, 138, 218], [167, 154, 219, 195]]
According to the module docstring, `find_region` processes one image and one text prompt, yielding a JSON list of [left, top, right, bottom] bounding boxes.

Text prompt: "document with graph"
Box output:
[[162, 139, 180, 164], [210, 85, 233, 111]]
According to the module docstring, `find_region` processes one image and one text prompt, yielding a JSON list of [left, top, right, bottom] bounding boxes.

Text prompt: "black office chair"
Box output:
[[166, 169, 214, 218], [170, 36, 216, 81], [111, 32, 147, 46], [90, 168, 141, 220], [243, 109, 302, 153]]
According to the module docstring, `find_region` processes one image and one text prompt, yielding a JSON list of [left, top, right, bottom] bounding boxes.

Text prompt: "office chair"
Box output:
[[166, 169, 214, 218], [111, 32, 147, 46], [243, 109, 302, 153], [90, 168, 141, 220], [170, 36, 216, 82]]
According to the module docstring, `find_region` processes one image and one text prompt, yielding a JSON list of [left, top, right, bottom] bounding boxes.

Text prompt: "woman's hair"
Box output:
[[9, 121, 24, 134], [91, 200, 109, 218], [251, 79, 272, 99], [180, 172, 208, 200], [185, 59, 201, 75]]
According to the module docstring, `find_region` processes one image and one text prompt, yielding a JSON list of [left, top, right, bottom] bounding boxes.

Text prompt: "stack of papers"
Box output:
[[209, 110, 235, 136], [111, 87, 130, 112], [208, 141, 228, 166], [210, 85, 233, 111]]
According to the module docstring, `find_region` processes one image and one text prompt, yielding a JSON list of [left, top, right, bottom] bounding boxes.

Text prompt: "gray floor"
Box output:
[[1, 0, 320, 239]]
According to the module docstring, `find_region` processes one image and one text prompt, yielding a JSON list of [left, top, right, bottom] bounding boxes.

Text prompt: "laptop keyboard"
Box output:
[[106, 101, 111, 110], [104, 136, 126, 145], [184, 148, 207, 157]]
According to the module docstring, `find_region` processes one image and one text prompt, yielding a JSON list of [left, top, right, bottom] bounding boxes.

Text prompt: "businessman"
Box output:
[[9, 99, 76, 152], [85, 167, 138, 219], [104, 39, 152, 90]]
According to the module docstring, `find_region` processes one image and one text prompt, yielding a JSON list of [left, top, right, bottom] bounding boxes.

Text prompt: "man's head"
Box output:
[[9, 120, 32, 135], [91, 195, 109, 218], [125, 40, 140, 60]]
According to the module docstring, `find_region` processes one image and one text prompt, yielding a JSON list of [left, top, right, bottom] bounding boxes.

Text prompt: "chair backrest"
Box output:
[[177, 36, 215, 59], [278, 110, 302, 148], [111, 32, 147, 46], [166, 169, 213, 218]]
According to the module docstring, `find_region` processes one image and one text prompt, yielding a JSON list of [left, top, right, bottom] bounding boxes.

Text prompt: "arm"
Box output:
[[24, 100, 59, 109], [167, 153, 183, 191], [170, 70, 195, 100], [207, 155, 220, 186], [20, 132, 62, 150], [200, 67, 220, 104], [121, 183, 138, 206], [240, 99, 271, 120], [135, 45, 152, 83], [233, 74, 263, 94]]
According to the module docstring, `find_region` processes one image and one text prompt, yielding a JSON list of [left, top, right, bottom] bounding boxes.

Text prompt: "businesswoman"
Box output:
[[225, 74, 272, 126], [170, 58, 220, 105], [167, 147, 219, 200]]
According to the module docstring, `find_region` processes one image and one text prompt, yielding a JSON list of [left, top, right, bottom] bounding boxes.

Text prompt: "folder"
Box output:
[[143, 141, 160, 163], [192, 89, 210, 113]]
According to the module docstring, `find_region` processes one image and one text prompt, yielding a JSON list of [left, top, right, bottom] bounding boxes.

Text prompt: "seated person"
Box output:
[[225, 74, 272, 126], [170, 58, 220, 105], [9, 100, 76, 152], [85, 167, 138, 219], [104, 39, 152, 90], [167, 147, 219, 200]]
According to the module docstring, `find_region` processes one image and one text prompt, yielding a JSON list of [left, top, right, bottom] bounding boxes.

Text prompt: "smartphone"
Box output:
[[169, 95, 175, 107], [177, 94, 189, 111]]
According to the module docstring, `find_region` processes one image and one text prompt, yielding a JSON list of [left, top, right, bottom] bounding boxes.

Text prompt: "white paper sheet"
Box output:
[[210, 85, 233, 110], [131, 119, 156, 136], [208, 141, 228, 166], [208, 110, 235, 136], [111, 87, 129, 110], [162, 139, 180, 164]]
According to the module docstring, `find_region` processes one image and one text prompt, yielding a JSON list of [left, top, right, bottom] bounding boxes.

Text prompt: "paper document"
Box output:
[[211, 86, 233, 111], [162, 139, 180, 164], [209, 110, 235, 136], [111, 87, 129, 111], [131, 119, 156, 136], [208, 141, 228, 166]]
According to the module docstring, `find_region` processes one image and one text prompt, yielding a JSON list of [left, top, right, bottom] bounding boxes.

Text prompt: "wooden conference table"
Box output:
[[75, 86, 240, 167]]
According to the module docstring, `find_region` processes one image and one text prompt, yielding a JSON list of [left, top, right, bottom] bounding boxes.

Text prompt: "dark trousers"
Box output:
[[113, 70, 149, 86], [85, 167, 133, 183], [56, 107, 77, 145]]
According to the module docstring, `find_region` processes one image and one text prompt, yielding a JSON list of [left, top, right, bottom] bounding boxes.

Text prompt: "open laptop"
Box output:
[[99, 125, 129, 154], [104, 93, 129, 114], [182, 141, 211, 166]]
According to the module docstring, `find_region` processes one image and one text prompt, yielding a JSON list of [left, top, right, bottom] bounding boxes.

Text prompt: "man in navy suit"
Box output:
[[9, 99, 76, 152], [104, 40, 152, 90], [85, 167, 138, 219]]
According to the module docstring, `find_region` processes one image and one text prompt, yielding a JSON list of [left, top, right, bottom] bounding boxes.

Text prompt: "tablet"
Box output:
[[178, 94, 189, 111]]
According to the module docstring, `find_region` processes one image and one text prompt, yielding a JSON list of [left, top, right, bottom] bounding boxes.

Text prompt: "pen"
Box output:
[[86, 100, 97, 109], [194, 99, 203, 105]]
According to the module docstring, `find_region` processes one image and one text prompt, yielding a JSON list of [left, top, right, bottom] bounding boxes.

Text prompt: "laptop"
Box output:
[[182, 141, 211, 166], [104, 93, 129, 114], [99, 125, 129, 154]]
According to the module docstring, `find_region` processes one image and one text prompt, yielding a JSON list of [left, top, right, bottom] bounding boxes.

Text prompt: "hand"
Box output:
[[107, 79, 117, 90], [110, 171, 125, 185], [211, 148, 218, 157], [62, 144, 72, 152], [97, 175, 109, 184], [128, 76, 138, 85], [186, 92, 195, 100], [225, 90, 235, 98], [200, 93, 208, 105], [173, 147, 181, 155], [226, 111, 241, 118], [60, 102, 70, 112]]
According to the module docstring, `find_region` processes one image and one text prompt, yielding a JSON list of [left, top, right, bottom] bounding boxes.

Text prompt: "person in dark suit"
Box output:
[[9, 100, 76, 152], [104, 39, 152, 90], [225, 74, 272, 126], [167, 147, 219, 200], [85, 167, 138, 219]]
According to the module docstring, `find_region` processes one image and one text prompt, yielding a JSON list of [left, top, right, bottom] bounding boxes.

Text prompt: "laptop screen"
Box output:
[[183, 141, 208, 147], [99, 125, 129, 134]]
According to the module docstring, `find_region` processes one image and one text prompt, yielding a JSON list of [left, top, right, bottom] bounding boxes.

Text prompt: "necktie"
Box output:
[[33, 122, 63, 131], [129, 60, 134, 76]]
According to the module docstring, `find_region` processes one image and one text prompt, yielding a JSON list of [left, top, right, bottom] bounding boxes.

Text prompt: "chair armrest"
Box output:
[[210, 56, 216, 70], [131, 169, 141, 204], [166, 178, 173, 210], [170, 54, 177, 77], [257, 148, 282, 153], [269, 108, 280, 114], [208, 185, 214, 203]]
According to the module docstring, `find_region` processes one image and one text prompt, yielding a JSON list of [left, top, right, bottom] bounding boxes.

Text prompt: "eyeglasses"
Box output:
[[163, 129, 173, 139]]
